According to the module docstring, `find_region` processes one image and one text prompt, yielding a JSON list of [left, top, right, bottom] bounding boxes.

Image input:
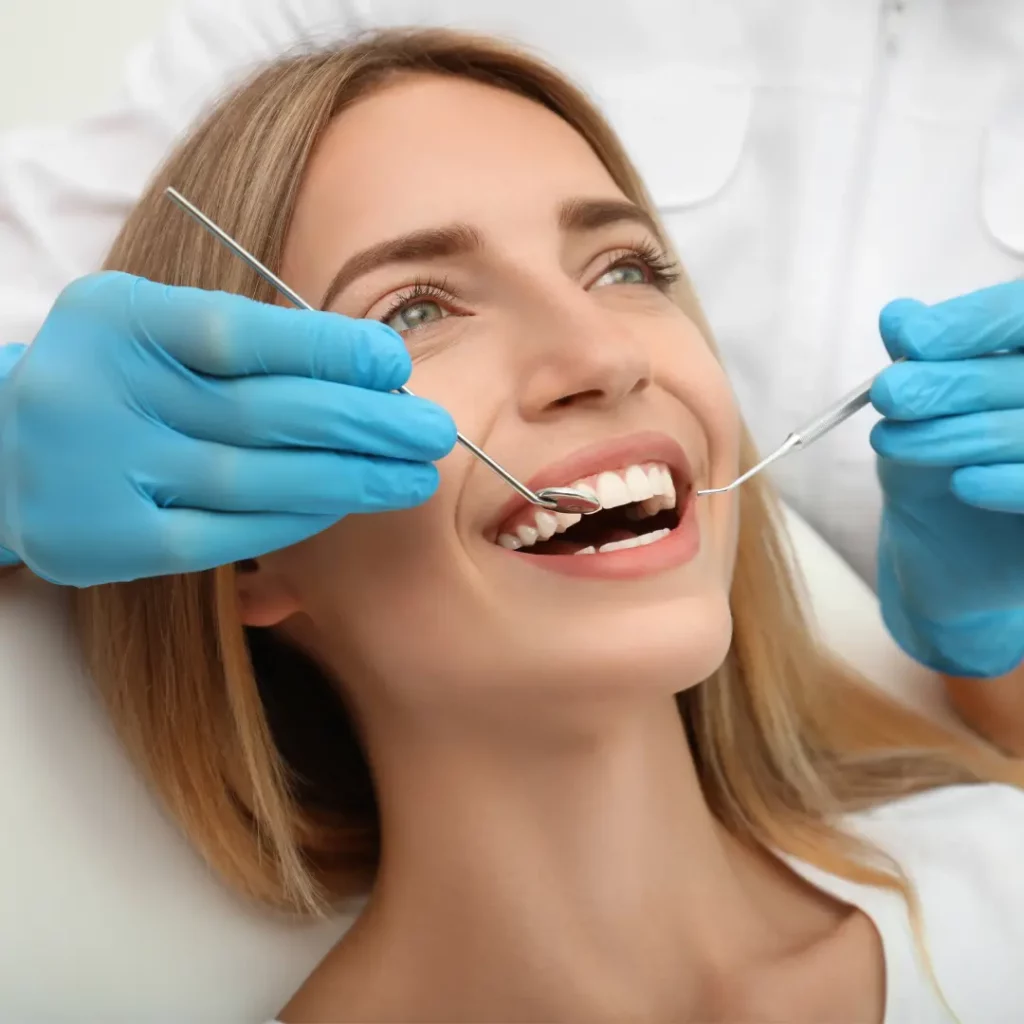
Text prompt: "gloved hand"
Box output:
[[0, 271, 456, 586], [870, 280, 1024, 678]]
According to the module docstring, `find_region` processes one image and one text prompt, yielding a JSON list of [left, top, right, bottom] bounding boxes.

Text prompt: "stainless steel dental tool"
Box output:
[[165, 187, 601, 515], [697, 362, 898, 497]]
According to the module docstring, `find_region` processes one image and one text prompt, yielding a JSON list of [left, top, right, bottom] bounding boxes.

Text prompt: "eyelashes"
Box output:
[[595, 239, 682, 290], [376, 241, 682, 333], [378, 277, 455, 330]]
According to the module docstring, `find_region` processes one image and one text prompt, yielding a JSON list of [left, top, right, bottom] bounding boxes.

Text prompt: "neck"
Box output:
[[294, 690, 843, 1022]]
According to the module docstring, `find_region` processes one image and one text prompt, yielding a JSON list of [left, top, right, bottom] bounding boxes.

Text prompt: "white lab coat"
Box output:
[[2, 0, 1023, 581]]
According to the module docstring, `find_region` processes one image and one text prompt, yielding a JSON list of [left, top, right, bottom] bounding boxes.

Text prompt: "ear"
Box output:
[[234, 558, 303, 627]]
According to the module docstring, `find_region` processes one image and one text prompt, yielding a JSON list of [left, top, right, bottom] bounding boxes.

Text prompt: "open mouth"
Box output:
[[495, 462, 687, 556]]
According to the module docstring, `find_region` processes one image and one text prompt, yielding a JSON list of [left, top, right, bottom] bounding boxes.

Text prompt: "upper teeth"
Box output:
[[497, 461, 678, 551]]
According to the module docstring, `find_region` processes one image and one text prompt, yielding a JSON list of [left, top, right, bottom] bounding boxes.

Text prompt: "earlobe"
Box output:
[[235, 561, 303, 627]]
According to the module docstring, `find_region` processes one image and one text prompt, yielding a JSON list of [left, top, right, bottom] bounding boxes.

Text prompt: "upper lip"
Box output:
[[486, 430, 695, 537]]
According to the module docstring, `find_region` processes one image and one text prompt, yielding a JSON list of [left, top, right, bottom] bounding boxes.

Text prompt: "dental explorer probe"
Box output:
[[165, 187, 601, 516], [697, 362, 900, 496]]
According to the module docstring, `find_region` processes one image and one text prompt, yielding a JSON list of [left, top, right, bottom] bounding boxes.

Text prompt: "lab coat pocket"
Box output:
[[980, 82, 1024, 258], [591, 64, 752, 213]]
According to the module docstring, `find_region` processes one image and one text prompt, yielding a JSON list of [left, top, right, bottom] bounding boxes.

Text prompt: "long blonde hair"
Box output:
[[76, 29, 1022, 924]]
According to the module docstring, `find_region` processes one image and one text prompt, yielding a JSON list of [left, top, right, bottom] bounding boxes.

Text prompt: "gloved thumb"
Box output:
[[0, 342, 28, 379], [878, 298, 929, 360]]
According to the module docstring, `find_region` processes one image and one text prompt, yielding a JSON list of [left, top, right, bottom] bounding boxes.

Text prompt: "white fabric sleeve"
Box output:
[[0, 0, 365, 345]]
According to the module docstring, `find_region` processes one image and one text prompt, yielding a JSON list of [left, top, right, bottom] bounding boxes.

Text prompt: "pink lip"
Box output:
[[487, 430, 695, 539]]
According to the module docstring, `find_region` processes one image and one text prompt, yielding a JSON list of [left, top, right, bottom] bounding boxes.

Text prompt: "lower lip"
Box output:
[[498, 492, 700, 580]]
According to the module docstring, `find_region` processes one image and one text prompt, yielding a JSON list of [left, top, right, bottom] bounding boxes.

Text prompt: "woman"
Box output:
[[76, 28, 1024, 1023]]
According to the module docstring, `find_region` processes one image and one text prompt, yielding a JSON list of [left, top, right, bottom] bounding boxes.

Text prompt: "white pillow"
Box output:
[[0, 507, 951, 1022]]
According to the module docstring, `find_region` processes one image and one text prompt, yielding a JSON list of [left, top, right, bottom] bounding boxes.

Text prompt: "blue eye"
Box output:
[[589, 244, 681, 293], [592, 263, 648, 288], [383, 298, 448, 334]]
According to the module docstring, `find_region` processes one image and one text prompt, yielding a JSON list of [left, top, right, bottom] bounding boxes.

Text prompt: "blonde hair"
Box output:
[[76, 30, 1022, 935]]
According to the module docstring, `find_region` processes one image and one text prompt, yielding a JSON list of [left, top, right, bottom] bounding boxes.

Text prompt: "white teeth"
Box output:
[[624, 464, 655, 502], [495, 460, 682, 551], [646, 466, 675, 511], [596, 537, 635, 553], [644, 527, 672, 545], [660, 468, 677, 510], [583, 462, 677, 513], [496, 511, 577, 551], [534, 510, 559, 541], [595, 471, 632, 510], [574, 545, 597, 555], [516, 524, 538, 547], [554, 511, 582, 533], [598, 527, 671, 553]]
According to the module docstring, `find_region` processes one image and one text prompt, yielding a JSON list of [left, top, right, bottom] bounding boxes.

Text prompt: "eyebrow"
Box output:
[[318, 197, 666, 310], [557, 197, 664, 243]]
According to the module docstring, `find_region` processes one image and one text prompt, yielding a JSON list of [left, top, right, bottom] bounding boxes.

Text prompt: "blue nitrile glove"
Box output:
[[0, 343, 25, 568], [0, 271, 456, 586], [870, 281, 1024, 678]]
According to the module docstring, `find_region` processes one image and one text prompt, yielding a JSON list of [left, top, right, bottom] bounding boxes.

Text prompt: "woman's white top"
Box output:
[[4, 0, 1024, 580], [264, 784, 1024, 1023], [785, 783, 1024, 1022]]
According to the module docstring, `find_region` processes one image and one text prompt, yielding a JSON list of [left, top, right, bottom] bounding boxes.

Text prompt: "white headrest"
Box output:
[[0, 507, 951, 1021]]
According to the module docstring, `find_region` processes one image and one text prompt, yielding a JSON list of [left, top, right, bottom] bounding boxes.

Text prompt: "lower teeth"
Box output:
[[574, 527, 671, 555]]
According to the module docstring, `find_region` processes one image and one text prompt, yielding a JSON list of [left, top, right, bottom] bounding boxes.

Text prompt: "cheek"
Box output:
[[404, 322, 505, 422], [274, 473, 486, 686], [688, 352, 742, 464], [289, 506, 442, 614], [653, 318, 741, 452], [656, 327, 743, 582], [267, 335, 512, 690], [706, 387, 743, 585]]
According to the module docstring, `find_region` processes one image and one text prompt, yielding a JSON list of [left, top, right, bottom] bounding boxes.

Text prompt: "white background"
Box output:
[[0, 0, 178, 131]]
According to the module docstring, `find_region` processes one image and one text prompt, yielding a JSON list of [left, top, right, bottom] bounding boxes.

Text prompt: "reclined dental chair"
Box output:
[[0, 508, 955, 1023]]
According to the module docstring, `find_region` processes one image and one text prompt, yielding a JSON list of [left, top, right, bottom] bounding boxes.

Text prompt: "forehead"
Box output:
[[291, 73, 626, 252]]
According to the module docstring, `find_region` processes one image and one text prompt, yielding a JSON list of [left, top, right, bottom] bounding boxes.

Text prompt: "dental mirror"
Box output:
[[532, 486, 602, 515]]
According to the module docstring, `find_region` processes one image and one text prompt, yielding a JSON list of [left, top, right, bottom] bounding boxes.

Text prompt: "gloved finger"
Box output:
[[0, 342, 28, 377], [952, 463, 1024, 514], [67, 272, 412, 390], [870, 355, 1024, 420], [150, 440, 441, 515], [149, 372, 456, 462], [148, 508, 345, 573], [871, 408, 1024, 466], [879, 280, 1024, 362], [875, 456, 954, 501]]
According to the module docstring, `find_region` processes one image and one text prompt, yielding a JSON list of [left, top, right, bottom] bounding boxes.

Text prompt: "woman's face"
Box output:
[[243, 73, 742, 707]]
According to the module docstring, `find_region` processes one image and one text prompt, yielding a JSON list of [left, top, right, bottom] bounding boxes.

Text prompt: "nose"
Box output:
[[516, 289, 652, 420]]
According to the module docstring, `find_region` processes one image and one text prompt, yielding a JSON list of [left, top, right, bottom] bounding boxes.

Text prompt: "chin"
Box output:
[[507, 588, 735, 698]]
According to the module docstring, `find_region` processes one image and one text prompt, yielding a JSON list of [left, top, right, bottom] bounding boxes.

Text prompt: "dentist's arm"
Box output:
[[870, 282, 1024, 750], [944, 666, 1024, 757]]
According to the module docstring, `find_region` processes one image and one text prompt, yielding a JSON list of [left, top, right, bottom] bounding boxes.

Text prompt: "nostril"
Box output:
[[550, 388, 606, 409]]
